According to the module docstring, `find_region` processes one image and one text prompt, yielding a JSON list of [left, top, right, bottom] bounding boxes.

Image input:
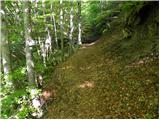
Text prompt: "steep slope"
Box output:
[[43, 2, 158, 119], [43, 24, 158, 118]]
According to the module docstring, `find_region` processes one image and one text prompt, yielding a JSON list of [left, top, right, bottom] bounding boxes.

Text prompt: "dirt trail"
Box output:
[[44, 29, 158, 119]]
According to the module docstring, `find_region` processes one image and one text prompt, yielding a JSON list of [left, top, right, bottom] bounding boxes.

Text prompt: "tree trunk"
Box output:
[[77, 0, 82, 45], [23, 0, 35, 86], [42, 0, 47, 66], [46, 28, 52, 59], [60, 0, 64, 50], [1, 20, 12, 88], [69, 0, 74, 48], [51, 1, 59, 49]]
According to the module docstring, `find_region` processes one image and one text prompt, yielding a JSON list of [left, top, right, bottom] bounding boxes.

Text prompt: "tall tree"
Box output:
[[33, 0, 41, 57], [51, 1, 58, 49], [23, 0, 35, 86], [77, 0, 82, 45], [69, 0, 74, 48], [42, 0, 47, 66], [42, 0, 52, 61], [1, 19, 12, 88], [60, 0, 64, 50]]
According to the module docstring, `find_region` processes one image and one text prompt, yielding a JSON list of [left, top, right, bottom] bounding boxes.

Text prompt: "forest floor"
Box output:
[[43, 27, 158, 119]]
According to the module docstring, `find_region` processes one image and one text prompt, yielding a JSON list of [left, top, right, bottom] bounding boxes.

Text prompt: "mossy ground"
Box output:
[[43, 26, 158, 119]]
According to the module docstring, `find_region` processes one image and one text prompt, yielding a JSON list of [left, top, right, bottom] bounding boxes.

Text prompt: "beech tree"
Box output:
[[1, 0, 86, 118], [59, 0, 64, 50], [23, 0, 35, 86], [69, 0, 74, 48], [77, 0, 82, 45], [51, 1, 58, 49], [1, 19, 12, 88]]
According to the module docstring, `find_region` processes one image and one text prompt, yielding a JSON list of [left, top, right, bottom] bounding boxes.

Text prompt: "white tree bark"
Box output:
[[45, 28, 52, 60], [33, 0, 40, 57], [60, 0, 64, 50], [42, 0, 47, 66], [69, 0, 74, 47], [51, 1, 58, 49], [1, 20, 12, 87], [24, 0, 35, 85], [77, 0, 82, 45]]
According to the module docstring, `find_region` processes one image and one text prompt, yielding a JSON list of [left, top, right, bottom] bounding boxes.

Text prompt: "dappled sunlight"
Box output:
[[88, 42, 96, 46], [80, 42, 96, 49], [125, 55, 157, 69], [80, 66, 91, 71], [78, 81, 95, 89], [62, 65, 74, 70]]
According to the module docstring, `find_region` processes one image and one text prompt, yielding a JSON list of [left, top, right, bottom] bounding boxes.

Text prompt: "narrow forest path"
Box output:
[[43, 27, 158, 119]]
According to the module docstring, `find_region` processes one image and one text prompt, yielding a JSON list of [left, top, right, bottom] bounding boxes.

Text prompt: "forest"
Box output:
[[0, 0, 159, 119]]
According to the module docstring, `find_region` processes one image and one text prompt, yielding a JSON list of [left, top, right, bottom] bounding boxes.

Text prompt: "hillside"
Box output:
[[43, 3, 158, 118]]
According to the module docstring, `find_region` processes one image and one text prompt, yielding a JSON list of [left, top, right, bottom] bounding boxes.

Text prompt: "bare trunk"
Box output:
[[60, 0, 64, 50], [1, 20, 12, 87], [24, 0, 35, 86], [42, 0, 47, 66], [33, 0, 41, 58], [77, 1, 82, 45], [69, 0, 74, 48], [45, 28, 52, 59], [51, 1, 59, 49], [0, 0, 2, 77]]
